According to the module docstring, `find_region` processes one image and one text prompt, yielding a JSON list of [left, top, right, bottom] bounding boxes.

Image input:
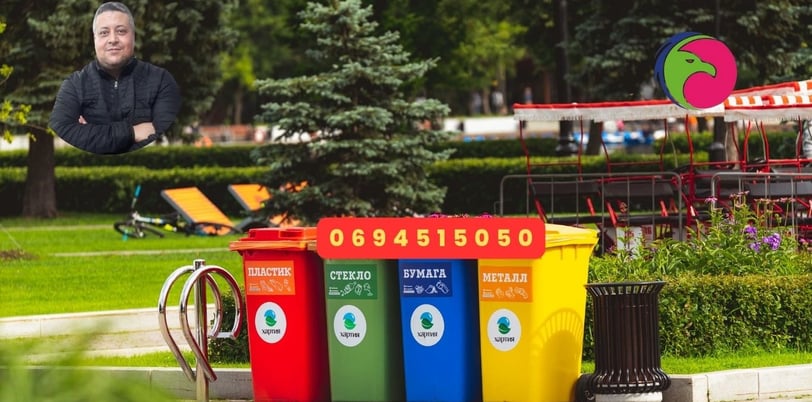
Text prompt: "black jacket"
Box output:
[[49, 58, 181, 154]]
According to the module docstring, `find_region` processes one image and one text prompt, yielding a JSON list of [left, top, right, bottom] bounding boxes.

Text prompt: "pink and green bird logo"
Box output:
[[655, 32, 737, 110]]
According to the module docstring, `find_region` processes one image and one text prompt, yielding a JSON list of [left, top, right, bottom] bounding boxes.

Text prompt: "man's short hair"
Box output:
[[92, 2, 135, 34]]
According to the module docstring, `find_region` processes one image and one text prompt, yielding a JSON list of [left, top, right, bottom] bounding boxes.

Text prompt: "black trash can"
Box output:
[[585, 281, 670, 396]]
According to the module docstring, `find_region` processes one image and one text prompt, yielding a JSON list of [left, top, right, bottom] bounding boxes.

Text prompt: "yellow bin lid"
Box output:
[[543, 223, 599, 249]]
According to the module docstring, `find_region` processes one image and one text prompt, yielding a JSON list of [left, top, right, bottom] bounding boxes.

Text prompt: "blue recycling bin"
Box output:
[[398, 259, 482, 401]]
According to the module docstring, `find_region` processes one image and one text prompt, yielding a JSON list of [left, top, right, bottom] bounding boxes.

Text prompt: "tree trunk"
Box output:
[[233, 85, 243, 125], [481, 88, 492, 115], [22, 129, 57, 218], [553, 0, 574, 156], [725, 122, 739, 164]]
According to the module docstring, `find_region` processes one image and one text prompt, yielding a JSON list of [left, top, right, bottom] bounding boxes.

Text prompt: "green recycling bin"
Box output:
[[323, 259, 405, 401]]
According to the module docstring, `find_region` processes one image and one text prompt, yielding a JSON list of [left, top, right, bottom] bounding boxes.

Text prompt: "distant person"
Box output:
[[523, 86, 533, 104], [491, 89, 505, 114], [49, 2, 181, 154], [470, 92, 483, 115]]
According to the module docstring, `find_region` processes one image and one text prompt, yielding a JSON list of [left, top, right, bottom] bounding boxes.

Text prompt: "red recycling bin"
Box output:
[[229, 227, 330, 401]]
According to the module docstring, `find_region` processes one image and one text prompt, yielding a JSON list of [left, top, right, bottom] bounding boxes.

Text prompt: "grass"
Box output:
[[71, 350, 250, 369], [581, 349, 812, 374], [0, 213, 245, 317], [3, 213, 812, 375], [61, 348, 812, 375]]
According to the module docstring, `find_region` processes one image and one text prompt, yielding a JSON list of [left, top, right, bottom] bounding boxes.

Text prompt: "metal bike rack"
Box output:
[[158, 259, 245, 402]]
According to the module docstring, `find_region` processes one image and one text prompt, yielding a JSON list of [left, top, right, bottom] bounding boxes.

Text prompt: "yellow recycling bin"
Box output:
[[478, 223, 598, 402]]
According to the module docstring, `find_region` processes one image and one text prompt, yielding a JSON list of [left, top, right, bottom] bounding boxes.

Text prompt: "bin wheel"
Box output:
[[576, 374, 595, 402]]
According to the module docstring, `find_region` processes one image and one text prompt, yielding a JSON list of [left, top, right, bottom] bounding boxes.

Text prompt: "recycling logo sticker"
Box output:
[[333, 304, 367, 347], [487, 308, 521, 352], [255, 301, 287, 344], [410, 304, 445, 347]]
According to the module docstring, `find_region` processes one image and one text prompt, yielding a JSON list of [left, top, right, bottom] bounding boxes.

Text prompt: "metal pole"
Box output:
[[193, 259, 209, 402], [160, 259, 243, 402]]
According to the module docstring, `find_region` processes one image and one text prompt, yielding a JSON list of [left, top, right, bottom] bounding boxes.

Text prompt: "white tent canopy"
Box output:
[[513, 79, 812, 123], [512, 99, 723, 122]]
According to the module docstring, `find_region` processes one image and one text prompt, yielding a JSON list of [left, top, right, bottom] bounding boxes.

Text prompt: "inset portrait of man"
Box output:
[[49, 2, 181, 155]]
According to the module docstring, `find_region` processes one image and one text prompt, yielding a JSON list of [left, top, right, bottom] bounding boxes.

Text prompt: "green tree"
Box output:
[[0, 21, 31, 144], [565, 0, 812, 156], [253, 0, 453, 224], [1, 0, 237, 217], [373, 0, 527, 114], [568, 0, 812, 101], [215, 0, 305, 125]]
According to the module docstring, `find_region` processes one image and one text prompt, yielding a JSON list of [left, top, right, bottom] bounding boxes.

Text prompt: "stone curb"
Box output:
[[661, 365, 812, 402], [8, 367, 808, 402]]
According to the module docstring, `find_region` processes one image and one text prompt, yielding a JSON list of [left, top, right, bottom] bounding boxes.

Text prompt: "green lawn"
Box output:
[[76, 348, 812, 374], [3, 213, 812, 374], [0, 214, 245, 317]]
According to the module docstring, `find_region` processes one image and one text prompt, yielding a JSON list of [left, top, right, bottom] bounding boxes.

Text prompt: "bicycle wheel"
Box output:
[[114, 221, 165, 239]]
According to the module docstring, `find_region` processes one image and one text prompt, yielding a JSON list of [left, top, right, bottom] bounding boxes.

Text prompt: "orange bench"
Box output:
[[227, 183, 302, 230], [161, 187, 237, 236]]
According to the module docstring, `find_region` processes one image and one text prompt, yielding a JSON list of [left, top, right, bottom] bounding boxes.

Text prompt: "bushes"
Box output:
[[586, 191, 812, 359], [657, 129, 800, 160], [0, 153, 697, 217], [580, 274, 812, 360], [658, 274, 812, 357], [0, 130, 799, 170], [0, 138, 566, 168], [0, 145, 259, 168], [0, 166, 266, 216]]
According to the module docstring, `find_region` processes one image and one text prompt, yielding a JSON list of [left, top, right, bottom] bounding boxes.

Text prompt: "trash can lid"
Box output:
[[229, 227, 317, 251], [544, 223, 599, 248]]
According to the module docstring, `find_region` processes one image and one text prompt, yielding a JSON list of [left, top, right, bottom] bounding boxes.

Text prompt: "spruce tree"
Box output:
[[254, 0, 453, 225]]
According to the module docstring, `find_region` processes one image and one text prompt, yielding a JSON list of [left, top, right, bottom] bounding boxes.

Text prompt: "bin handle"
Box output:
[[277, 227, 317, 240], [228, 240, 311, 251]]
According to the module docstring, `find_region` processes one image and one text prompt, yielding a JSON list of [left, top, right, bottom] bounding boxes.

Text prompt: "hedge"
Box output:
[[0, 145, 260, 168], [658, 129, 800, 160], [0, 166, 267, 217], [0, 152, 702, 217], [656, 274, 812, 357], [1, 129, 800, 170], [581, 273, 812, 360], [0, 137, 567, 168]]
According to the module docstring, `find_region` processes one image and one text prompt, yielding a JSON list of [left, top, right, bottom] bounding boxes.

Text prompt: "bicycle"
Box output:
[[113, 185, 189, 239]]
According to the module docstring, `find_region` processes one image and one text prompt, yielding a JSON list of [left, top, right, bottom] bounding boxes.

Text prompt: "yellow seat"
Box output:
[[161, 187, 236, 236], [228, 183, 303, 229], [228, 183, 271, 213]]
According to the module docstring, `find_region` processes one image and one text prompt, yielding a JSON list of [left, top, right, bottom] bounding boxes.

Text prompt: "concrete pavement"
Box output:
[[2, 308, 812, 402]]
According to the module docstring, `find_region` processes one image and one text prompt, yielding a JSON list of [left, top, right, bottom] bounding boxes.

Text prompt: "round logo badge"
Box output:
[[333, 305, 367, 347], [410, 304, 445, 347], [655, 32, 737, 110], [255, 301, 286, 344], [487, 308, 521, 352]]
